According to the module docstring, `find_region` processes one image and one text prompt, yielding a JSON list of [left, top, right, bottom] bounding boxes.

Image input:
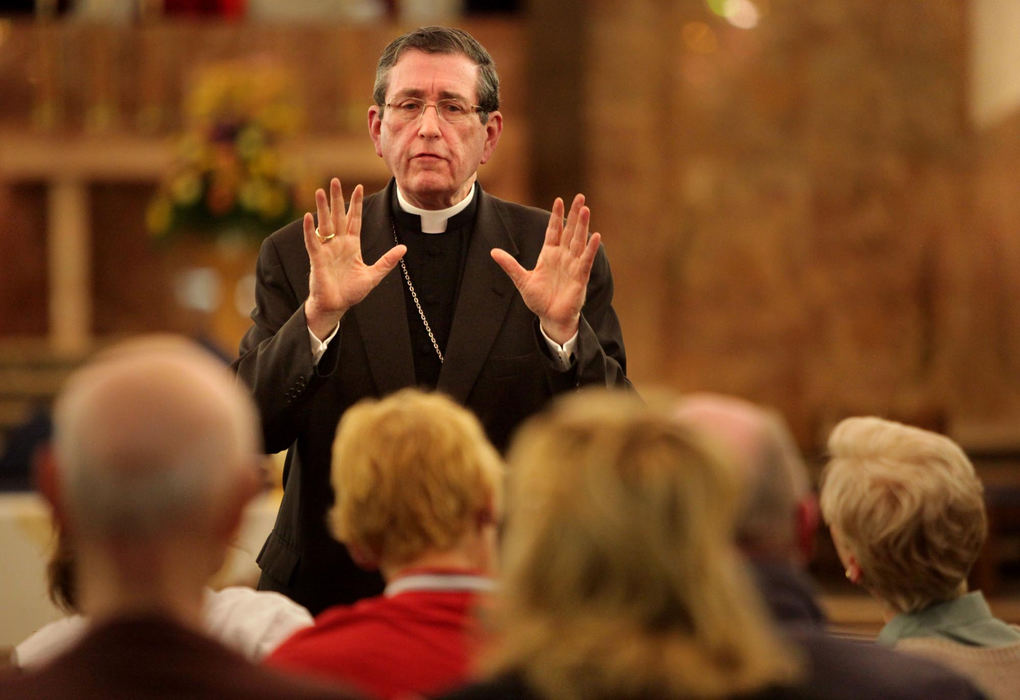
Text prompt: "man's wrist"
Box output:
[[538, 322, 578, 372], [308, 322, 340, 364], [539, 316, 580, 346], [304, 300, 346, 341]]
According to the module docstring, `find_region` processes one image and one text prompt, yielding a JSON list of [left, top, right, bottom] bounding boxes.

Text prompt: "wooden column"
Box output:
[[527, 0, 587, 203], [48, 180, 91, 355]]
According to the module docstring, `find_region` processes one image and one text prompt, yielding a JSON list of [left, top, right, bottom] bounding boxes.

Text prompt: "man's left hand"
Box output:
[[491, 194, 601, 346]]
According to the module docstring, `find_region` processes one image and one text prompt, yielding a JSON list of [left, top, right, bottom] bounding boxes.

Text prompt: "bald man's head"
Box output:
[[675, 394, 812, 560], [51, 336, 261, 541]]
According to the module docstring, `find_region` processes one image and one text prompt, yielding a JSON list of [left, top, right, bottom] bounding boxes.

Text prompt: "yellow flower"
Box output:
[[259, 103, 301, 135], [177, 133, 208, 163], [236, 125, 266, 161], [260, 185, 288, 219], [170, 173, 202, 205], [239, 178, 265, 212], [150, 58, 306, 245], [146, 196, 172, 235], [251, 150, 280, 178]]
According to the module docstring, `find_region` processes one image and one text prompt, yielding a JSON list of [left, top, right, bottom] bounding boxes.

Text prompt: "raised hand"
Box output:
[[490, 194, 601, 345], [303, 178, 407, 339]]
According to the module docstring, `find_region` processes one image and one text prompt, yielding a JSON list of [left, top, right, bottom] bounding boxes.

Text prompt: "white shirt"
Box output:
[[11, 586, 313, 669]]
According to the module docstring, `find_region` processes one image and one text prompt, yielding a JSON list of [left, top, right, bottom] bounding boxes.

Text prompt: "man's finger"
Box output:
[[314, 187, 330, 238], [330, 178, 344, 230], [302, 212, 319, 255], [372, 244, 407, 276], [562, 194, 585, 249], [578, 231, 601, 277], [568, 206, 591, 256], [544, 197, 565, 248], [491, 248, 528, 289], [346, 185, 364, 238]]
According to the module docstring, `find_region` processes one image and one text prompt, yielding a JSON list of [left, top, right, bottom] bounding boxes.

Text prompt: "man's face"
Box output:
[[369, 49, 502, 210]]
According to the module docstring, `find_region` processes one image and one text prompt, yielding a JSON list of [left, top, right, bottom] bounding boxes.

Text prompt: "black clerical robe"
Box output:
[[234, 179, 630, 613]]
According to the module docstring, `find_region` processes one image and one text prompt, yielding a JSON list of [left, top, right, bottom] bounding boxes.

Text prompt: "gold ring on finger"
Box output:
[[315, 227, 336, 243]]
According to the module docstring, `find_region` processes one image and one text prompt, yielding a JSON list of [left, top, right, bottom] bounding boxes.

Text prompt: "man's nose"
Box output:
[[417, 104, 442, 136]]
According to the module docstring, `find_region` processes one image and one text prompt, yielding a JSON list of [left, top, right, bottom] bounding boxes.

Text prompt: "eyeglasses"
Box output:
[[384, 97, 484, 123]]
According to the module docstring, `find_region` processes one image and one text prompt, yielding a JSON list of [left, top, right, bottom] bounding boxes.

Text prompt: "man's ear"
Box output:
[[368, 105, 384, 158], [34, 445, 67, 530], [479, 111, 502, 165]]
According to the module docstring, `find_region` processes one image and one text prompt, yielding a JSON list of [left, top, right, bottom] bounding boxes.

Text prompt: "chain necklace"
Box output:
[[392, 223, 444, 364]]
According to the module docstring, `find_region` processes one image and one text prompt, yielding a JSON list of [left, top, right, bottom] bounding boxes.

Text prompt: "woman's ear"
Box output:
[[348, 542, 379, 571], [844, 556, 863, 584], [829, 526, 863, 584], [475, 494, 497, 529]]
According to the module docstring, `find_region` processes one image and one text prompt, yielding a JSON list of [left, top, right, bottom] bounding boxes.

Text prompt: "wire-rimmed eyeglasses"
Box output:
[[383, 97, 484, 123]]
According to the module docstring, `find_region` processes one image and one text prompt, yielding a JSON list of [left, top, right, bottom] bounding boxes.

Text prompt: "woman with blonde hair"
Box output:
[[819, 416, 1020, 699], [443, 390, 806, 700], [266, 389, 504, 698]]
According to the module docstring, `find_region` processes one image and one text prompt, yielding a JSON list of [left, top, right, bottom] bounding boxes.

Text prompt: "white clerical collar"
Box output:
[[396, 184, 476, 234]]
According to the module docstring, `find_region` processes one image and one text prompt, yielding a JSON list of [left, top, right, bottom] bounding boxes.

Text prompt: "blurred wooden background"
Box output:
[[2, 1, 1016, 456], [0, 0, 1018, 644]]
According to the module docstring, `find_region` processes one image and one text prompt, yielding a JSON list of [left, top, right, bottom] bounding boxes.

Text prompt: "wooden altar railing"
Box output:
[[0, 131, 389, 354], [0, 19, 528, 355]]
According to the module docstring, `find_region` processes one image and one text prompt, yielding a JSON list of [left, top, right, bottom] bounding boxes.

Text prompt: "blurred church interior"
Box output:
[[0, 0, 1018, 652]]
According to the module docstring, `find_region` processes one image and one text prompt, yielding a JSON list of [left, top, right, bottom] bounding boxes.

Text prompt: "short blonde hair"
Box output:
[[487, 389, 800, 699], [819, 416, 987, 613], [328, 389, 503, 567]]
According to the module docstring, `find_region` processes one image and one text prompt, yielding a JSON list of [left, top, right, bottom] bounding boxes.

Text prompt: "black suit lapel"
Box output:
[[351, 182, 417, 394], [438, 191, 518, 403]]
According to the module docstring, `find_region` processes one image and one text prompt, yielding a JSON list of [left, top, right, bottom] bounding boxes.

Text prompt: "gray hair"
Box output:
[[373, 26, 500, 122], [738, 409, 810, 552], [819, 416, 986, 612], [673, 394, 810, 555], [53, 336, 260, 539]]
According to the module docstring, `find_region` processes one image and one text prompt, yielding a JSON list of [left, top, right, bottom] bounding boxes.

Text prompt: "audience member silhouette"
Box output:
[[0, 336, 358, 699], [820, 416, 1020, 698], [266, 389, 502, 698], [675, 394, 985, 700], [442, 390, 808, 700]]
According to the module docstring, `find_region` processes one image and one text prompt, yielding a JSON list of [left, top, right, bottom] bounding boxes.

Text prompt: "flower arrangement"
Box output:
[[147, 59, 307, 246]]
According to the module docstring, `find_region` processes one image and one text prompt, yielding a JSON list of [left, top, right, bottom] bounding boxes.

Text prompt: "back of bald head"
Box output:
[[674, 394, 809, 556], [52, 335, 261, 541]]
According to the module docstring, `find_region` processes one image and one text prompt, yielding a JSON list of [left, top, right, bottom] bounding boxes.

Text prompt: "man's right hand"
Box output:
[[303, 178, 407, 340]]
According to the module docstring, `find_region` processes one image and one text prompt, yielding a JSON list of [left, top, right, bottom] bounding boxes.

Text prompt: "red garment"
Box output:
[[266, 588, 486, 699], [163, 0, 245, 17]]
